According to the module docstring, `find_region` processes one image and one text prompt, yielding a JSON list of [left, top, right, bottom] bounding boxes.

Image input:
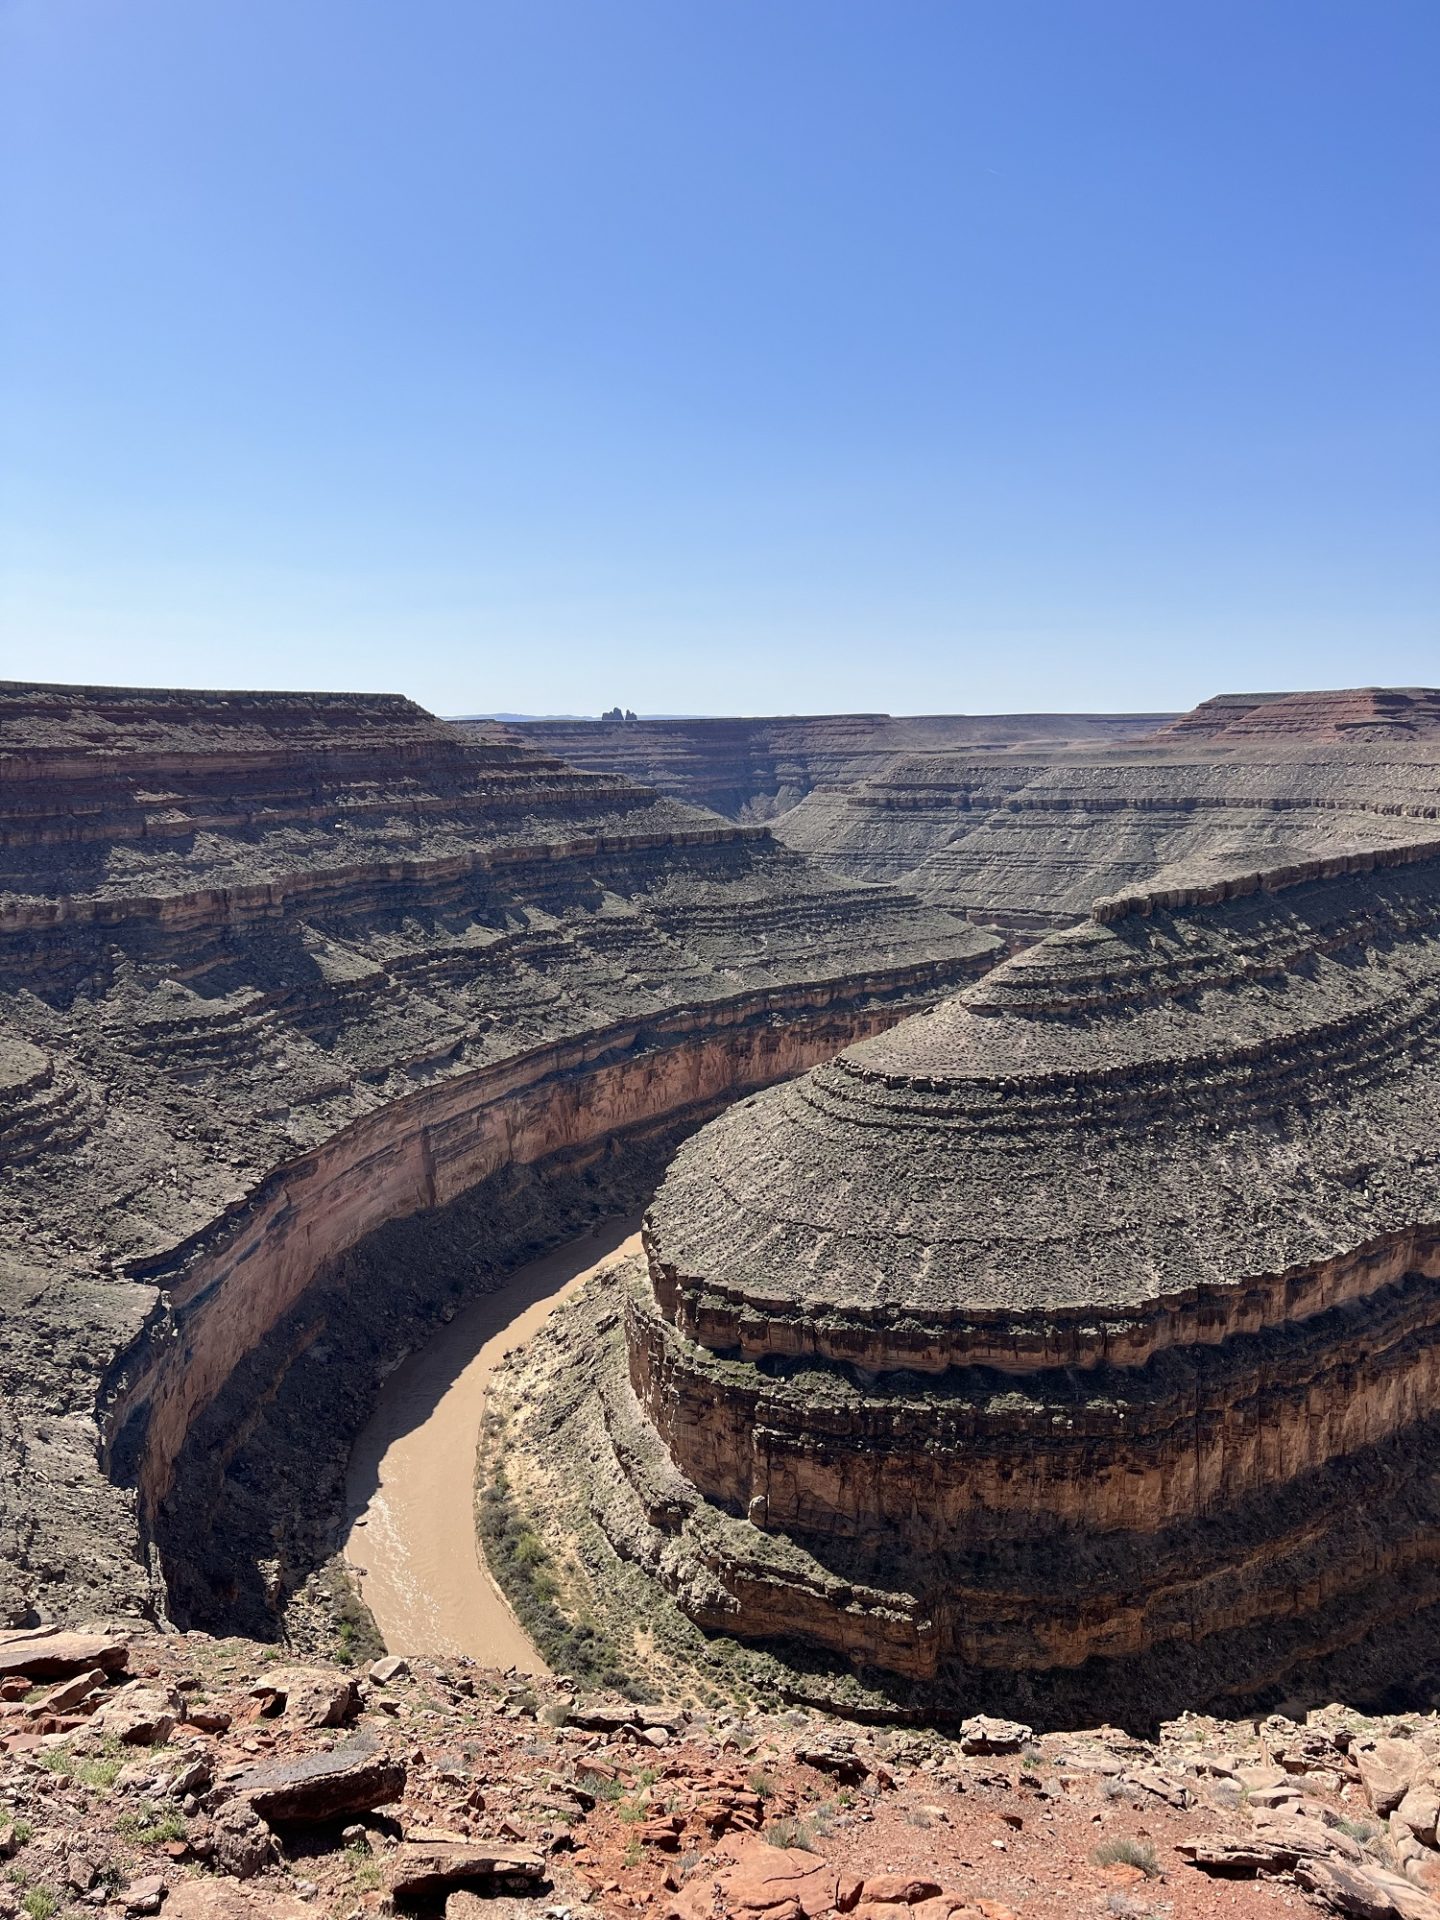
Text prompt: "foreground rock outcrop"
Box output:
[[0, 680, 1000, 1631], [3, 1624, 1437, 1920], [506, 838, 1440, 1722]]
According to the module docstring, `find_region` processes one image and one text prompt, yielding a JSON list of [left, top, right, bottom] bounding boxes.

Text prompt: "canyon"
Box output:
[[0, 680, 997, 1638], [502, 834, 1440, 1722], [467, 710, 1174, 822], [477, 694, 1440, 943], [8, 677, 1440, 1744]]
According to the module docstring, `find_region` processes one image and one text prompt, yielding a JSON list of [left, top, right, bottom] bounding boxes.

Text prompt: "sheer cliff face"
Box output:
[[0, 681, 1001, 1627], [773, 693, 1440, 929], [613, 844, 1440, 1701], [460, 712, 1175, 823]]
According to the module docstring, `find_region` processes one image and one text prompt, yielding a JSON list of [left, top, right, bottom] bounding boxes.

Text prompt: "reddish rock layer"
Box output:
[[1157, 687, 1440, 741]]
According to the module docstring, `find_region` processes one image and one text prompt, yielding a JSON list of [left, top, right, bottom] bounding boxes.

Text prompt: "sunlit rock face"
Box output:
[[0, 680, 1000, 1626], [773, 687, 1440, 930], [621, 839, 1440, 1700], [463, 710, 1174, 823]]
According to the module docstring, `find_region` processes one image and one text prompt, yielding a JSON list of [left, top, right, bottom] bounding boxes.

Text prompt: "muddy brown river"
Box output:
[[343, 1214, 643, 1671]]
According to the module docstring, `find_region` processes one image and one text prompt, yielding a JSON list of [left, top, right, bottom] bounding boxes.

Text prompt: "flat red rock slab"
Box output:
[[386, 1838, 546, 1898], [0, 1630, 128, 1680]]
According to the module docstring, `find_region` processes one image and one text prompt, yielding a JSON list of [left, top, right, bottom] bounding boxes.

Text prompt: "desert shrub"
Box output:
[[117, 1805, 188, 1847], [1338, 1816, 1382, 1844], [579, 1771, 625, 1803], [765, 1816, 819, 1852], [477, 1469, 643, 1692], [1093, 1836, 1159, 1877]]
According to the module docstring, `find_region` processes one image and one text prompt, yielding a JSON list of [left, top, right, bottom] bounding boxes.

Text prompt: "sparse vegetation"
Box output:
[[1093, 1836, 1160, 1877], [39, 1733, 124, 1788], [116, 1805, 187, 1847], [478, 1464, 646, 1693], [1339, 1815, 1382, 1844], [579, 1771, 626, 1803], [75, 1755, 123, 1789], [21, 1891, 58, 1920], [319, 1560, 383, 1668], [346, 1839, 381, 1892], [765, 1815, 820, 1852]]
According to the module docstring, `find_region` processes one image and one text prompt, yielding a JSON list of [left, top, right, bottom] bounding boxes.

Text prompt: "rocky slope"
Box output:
[[0, 681, 1000, 1635], [502, 840, 1440, 1722], [2, 1622, 1438, 1920], [774, 691, 1440, 928], [461, 713, 1174, 823]]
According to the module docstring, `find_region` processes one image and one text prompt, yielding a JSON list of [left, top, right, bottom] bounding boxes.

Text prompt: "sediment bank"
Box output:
[[344, 1218, 643, 1670]]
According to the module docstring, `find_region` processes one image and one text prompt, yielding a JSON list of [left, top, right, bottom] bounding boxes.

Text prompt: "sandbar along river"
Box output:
[[343, 1214, 643, 1673]]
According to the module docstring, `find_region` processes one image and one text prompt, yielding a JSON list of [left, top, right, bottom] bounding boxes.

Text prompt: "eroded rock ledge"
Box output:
[[520, 846, 1440, 1712], [0, 680, 999, 1627]]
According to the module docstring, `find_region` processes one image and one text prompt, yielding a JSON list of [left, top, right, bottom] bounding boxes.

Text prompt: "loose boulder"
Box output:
[[93, 1682, 182, 1746], [387, 1836, 545, 1899], [232, 1736, 406, 1825], [0, 1628, 129, 1681]]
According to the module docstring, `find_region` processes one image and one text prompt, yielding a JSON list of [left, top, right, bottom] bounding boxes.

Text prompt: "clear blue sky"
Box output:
[[2, 2, 1435, 716]]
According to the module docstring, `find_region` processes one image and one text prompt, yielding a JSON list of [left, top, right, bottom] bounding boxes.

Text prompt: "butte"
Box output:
[[508, 835, 1440, 1722]]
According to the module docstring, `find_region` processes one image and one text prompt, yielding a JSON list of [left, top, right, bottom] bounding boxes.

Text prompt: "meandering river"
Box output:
[[343, 1214, 644, 1672]]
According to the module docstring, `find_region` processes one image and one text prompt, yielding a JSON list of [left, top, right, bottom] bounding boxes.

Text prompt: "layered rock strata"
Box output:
[[464, 711, 1174, 823], [596, 842, 1440, 1709], [1158, 686, 1440, 740], [0, 681, 999, 1626], [775, 690, 1440, 928]]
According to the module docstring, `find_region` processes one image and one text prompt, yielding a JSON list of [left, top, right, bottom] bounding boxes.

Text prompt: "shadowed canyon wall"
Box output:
[[0, 681, 999, 1629]]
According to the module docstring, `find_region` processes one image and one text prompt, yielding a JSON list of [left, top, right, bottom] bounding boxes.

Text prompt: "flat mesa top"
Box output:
[[646, 849, 1440, 1327]]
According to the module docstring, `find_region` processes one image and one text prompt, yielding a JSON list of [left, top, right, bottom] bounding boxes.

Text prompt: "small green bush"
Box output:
[[580, 1772, 624, 1803], [76, 1756, 123, 1789], [117, 1805, 188, 1847], [1338, 1816, 1382, 1844]]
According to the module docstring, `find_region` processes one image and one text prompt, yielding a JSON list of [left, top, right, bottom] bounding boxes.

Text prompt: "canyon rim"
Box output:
[[11, 683, 1440, 1919]]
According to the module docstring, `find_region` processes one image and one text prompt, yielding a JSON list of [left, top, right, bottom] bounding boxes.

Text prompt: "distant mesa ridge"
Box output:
[[766, 687, 1440, 932], [1155, 685, 1440, 741], [461, 709, 1175, 823]]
